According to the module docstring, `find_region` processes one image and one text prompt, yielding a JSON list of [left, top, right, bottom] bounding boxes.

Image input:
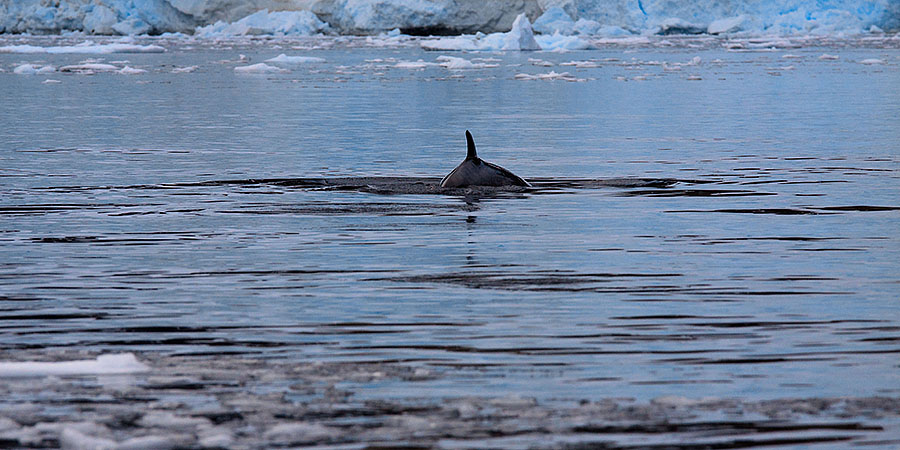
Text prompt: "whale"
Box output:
[[440, 131, 530, 188]]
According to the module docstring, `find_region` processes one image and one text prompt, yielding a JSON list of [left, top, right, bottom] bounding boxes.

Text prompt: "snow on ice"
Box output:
[[265, 54, 326, 64], [0, 42, 165, 54], [0, 353, 149, 377], [234, 63, 290, 74]]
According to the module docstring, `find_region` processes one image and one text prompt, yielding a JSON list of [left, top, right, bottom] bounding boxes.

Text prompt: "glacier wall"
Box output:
[[0, 0, 896, 36]]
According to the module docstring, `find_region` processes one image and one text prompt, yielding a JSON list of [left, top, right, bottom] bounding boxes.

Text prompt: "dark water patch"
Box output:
[[374, 271, 683, 289], [816, 205, 900, 212], [617, 189, 774, 197], [0, 312, 109, 321], [611, 315, 750, 320], [685, 319, 881, 328], [667, 208, 823, 215], [218, 201, 465, 216], [31, 236, 180, 245]]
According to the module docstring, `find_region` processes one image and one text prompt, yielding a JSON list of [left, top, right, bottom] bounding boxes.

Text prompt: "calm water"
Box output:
[[2, 34, 899, 412]]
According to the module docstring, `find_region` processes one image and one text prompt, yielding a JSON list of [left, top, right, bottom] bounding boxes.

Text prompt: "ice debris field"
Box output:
[[1, 0, 898, 37]]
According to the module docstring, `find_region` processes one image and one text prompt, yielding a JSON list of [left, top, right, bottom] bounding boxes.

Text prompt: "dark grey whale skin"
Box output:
[[440, 131, 531, 188]]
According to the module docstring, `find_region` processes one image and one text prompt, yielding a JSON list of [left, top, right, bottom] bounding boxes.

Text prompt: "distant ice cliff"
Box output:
[[0, 0, 897, 36]]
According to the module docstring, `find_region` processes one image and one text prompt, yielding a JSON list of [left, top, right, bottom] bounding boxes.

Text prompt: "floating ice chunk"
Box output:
[[195, 9, 329, 37], [436, 55, 497, 69], [60, 427, 116, 450], [42, 79, 62, 84], [528, 58, 554, 67], [58, 63, 120, 73], [394, 59, 437, 69], [708, 16, 745, 34], [514, 71, 584, 81], [560, 60, 600, 68], [0, 42, 165, 54], [860, 58, 885, 64], [139, 411, 211, 429], [819, 53, 840, 60], [265, 54, 326, 64], [171, 65, 199, 73], [533, 7, 575, 35], [116, 435, 175, 450], [234, 63, 289, 74], [593, 36, 652, 45], [13, 64, 56, 74], [0, 353, 149, 377], [117, 66, 146, 74], [263, 422, 341, 445]]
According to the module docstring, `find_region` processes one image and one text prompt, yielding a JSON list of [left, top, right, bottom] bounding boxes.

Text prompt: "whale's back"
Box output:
[[440, 158, 529, 188], [440, 130, 530, 188]]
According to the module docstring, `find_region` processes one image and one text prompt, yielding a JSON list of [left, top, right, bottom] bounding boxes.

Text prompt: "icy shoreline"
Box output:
[[0, 351, 898, 448], [1, 0, 897, 38]]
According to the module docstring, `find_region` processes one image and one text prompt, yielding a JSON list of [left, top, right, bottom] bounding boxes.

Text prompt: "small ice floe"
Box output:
[[394, 59, 437, 69], [686, 75, 703, 80], [58, 63, 120, 73], [0, 353, 149, 377], [560, 60, 599, 68], [783, 54, 802, 59], [42, 79, 62, 84], [514, 71, 584, 82], [436, 56, 498, 69], [819, 53, 839, 60], [171, 65, 199, 73], [60, 427, 175, 450], [265, 54, 326, 64], [528, 58, 554, 67], [117, 66, 146, 75], [263, 423, 341, 445], [234, 63, 290, 74], [860, 58, 885, 65], [0, 42, 165, 54], [13, 64, 56, 74]]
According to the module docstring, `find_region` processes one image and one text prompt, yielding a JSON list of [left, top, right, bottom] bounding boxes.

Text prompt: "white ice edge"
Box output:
[[0, 353, 150, 377], [0, 43, 166, 54]]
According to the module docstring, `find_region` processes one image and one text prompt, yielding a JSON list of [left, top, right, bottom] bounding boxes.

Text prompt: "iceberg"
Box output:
[[0, 353, 149, 377], [421, 13, 542, 51], [194, 9, 329, 37]]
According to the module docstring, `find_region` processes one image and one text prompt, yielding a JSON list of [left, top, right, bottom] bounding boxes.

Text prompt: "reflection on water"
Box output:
[[1, 35, 899, 447]]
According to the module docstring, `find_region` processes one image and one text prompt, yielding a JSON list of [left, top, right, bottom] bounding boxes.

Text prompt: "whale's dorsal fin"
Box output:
[[465, 130, 477, 160]]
